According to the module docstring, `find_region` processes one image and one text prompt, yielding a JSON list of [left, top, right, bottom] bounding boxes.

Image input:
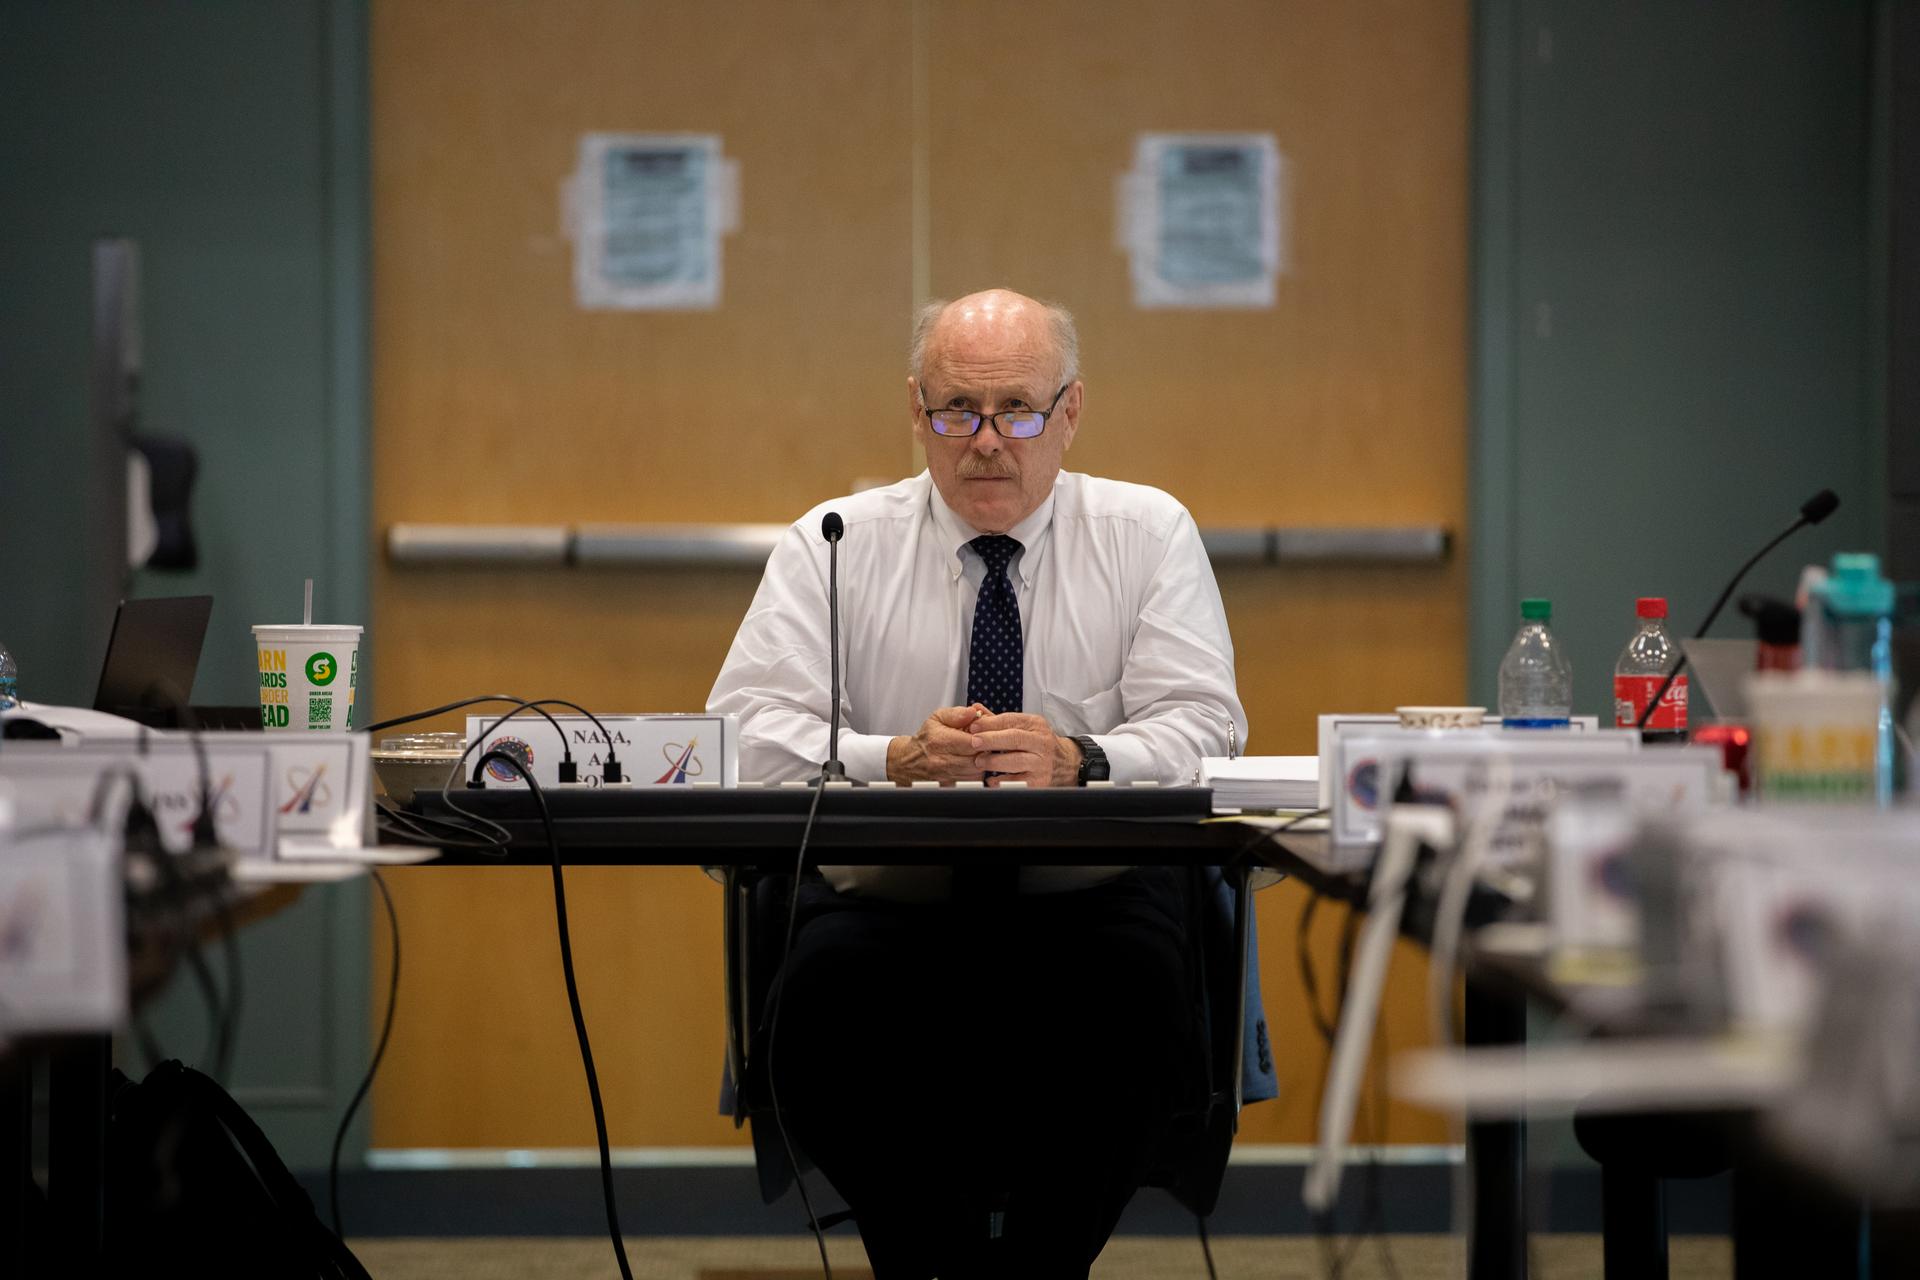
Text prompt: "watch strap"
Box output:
[[1071, 734, 1109, 785]]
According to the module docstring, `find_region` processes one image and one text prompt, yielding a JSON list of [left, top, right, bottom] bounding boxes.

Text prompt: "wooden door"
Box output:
[[369, 0, 1465, 1151]]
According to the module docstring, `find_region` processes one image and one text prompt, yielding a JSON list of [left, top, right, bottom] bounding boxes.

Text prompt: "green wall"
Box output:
[[0, 0, 371, 1168], [1471, 0, 1886, 716]]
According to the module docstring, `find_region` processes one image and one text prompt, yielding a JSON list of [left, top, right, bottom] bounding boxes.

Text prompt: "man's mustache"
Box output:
[[956, 458, 1018, 480]]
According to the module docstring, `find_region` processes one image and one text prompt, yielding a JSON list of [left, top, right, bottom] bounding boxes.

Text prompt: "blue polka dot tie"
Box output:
[[966, 535, 1024, 715], [960, 534, 1023, 901]]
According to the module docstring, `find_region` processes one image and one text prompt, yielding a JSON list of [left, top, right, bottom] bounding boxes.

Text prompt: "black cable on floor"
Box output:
[[1195, 1211, 1219, 1279], [331, 868, 402, 1240], [480, 750, 634, 1280]]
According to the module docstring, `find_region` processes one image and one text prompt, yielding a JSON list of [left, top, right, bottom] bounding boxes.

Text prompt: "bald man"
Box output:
[[708, 290, 1248, 1277]]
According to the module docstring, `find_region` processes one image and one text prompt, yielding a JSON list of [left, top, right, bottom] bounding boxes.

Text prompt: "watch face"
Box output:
[[1076, 736, 1109, 782]]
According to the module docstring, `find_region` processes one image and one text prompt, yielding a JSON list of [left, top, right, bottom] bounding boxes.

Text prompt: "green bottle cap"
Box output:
[[1520, 598, 1552, 621]]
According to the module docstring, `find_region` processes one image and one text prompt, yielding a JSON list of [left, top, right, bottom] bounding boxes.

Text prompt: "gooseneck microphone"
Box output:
[[1634, 488, 1840, 731], [820, 511, 849, 781]]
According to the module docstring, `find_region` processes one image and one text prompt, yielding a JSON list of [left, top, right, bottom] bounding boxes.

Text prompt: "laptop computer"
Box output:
[[93, 594, 213, 717]]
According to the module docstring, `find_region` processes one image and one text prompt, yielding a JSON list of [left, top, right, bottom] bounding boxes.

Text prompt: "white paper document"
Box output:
[[1200, 755, 1319, 812]]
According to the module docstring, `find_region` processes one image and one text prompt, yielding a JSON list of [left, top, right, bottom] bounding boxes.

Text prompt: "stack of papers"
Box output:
[[1200, 755, 1320, 812]]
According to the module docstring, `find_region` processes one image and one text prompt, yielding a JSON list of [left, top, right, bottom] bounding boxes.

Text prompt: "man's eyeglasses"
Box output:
[[919, 384, 1069, 440]]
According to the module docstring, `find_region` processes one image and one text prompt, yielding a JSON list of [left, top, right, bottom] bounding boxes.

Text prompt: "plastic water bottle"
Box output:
[[1498, 598, 1572, 728], [1614, 597, 1687, 743], [0, 642, 16, 710]]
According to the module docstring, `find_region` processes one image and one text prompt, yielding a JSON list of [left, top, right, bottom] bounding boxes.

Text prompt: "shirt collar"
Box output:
[[926, 472, 1057, 589]]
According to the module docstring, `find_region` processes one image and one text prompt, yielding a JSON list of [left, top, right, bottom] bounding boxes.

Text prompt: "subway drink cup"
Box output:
[[253, 624, 361, 731]]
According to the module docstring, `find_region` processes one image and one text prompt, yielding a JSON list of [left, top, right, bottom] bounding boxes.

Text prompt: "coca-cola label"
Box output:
[[1614, 674, 1687, 730]]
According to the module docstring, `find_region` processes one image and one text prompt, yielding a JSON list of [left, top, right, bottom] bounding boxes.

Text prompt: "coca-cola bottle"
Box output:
[[1614, 597, 1687, 743]]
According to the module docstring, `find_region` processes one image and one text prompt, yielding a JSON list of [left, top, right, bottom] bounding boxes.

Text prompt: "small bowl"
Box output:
[[1396, 705, 1486, 730], [371, 731, 466, 805]]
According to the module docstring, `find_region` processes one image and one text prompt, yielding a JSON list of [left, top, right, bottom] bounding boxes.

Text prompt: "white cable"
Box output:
[[1303, 803, 1454, 1214], [1422, 754, 1510, 1270], [1427, 755, 1514, 1051]]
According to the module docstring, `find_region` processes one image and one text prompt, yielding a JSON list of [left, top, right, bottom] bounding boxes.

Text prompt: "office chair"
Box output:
[[1573, 1107, 1733, 1280], [720, 861, 1260, 1223]]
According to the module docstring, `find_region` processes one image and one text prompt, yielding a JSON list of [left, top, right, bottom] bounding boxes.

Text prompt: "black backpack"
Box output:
[[102, 1059, 372, 1279]]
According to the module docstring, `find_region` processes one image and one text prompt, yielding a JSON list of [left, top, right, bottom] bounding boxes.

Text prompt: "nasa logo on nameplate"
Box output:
[[464, 714, 738, 788]]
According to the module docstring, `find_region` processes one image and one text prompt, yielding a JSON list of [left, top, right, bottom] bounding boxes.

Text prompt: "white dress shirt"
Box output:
[[706, 469, 1248, 897]]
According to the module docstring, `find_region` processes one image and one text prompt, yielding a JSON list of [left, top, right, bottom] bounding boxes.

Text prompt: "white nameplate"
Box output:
[[0, 740, 277, 859], [1676, 811, 1920, 1034], [182, 731, 374, 857], [1330, 729, 1641, 848], [1391, 745, 1723, 868], [1544, 801, 1645, 961], [464, 713, 738, 788], [1316, 713, 1601, 810], [0, 823, 126, 1036], [1711, 854, 1886, 1034]]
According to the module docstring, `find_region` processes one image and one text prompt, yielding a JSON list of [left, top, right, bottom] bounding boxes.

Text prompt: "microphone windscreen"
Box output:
[[820, 511, 845, 542], [1799, 489, 1840, 525]]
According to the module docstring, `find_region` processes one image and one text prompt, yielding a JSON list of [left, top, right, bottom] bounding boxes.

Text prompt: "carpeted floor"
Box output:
[[350, 1234, 1734, 1279]]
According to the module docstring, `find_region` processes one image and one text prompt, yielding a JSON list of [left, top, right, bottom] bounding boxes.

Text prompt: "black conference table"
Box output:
[[411, 779, 1234, 863]]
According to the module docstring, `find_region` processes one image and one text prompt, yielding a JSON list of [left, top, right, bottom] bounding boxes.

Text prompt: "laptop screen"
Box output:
[[93, 595, 213, 715]]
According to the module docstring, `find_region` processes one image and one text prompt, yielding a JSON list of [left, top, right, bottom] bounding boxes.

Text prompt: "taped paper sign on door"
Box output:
[[1116, 133, 1285, 308], [563, 133, 741, 310]]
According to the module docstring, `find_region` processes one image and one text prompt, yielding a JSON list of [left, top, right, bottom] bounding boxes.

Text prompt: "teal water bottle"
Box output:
[[1818, 553, 1895, 804]]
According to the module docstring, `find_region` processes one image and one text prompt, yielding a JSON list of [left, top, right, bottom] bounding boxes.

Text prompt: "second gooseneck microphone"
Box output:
[[1634, 487, 1840, 731], [820, 512, 849, 781]]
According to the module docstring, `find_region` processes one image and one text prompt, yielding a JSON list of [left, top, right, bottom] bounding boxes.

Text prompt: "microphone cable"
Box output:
[[422, 697, 622, 840], [761, 771, 836, 1280], [365, 694, 627, 786], [157, 698, 244, 1081], [329, 867, 400, 1241], [1195, 1211, 1218, 1280], [132, 706, 244, 1084], [478, 748, 634, 1280], [88, 767, 221, 1071], [372, 796, 512, 855]]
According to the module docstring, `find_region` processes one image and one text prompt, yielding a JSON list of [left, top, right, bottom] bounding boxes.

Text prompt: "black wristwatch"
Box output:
[[1071, 735, 1109, 785]]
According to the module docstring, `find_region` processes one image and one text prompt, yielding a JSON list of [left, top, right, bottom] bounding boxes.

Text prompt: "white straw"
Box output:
[[303, 578, 313, 626]]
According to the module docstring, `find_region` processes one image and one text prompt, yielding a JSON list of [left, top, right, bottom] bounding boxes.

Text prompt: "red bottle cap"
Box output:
[[1636, 597, 1667, 619]]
